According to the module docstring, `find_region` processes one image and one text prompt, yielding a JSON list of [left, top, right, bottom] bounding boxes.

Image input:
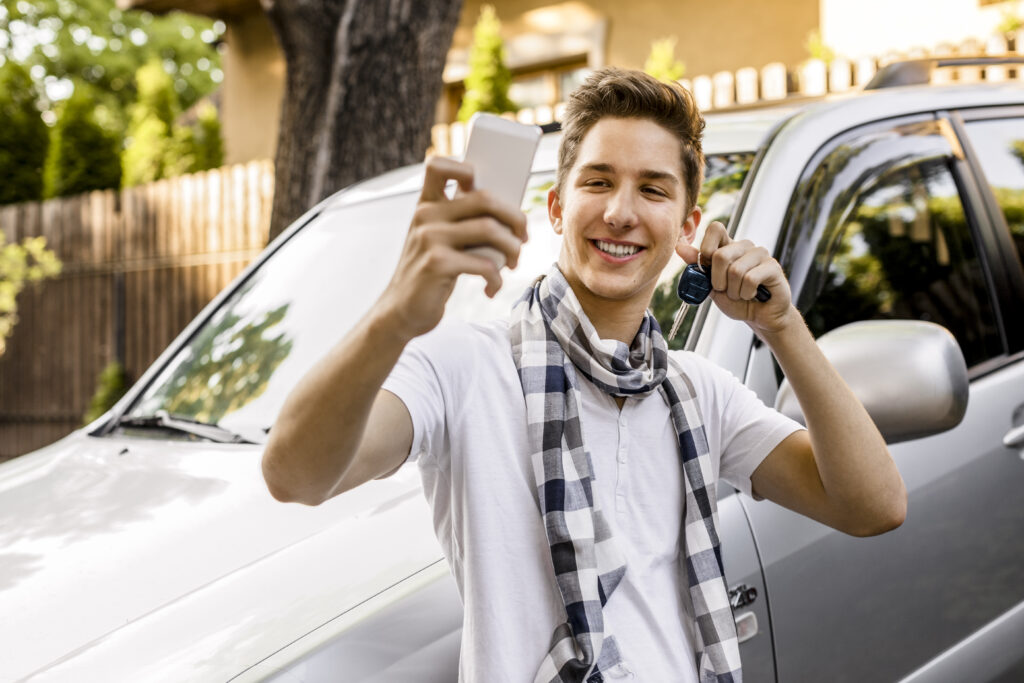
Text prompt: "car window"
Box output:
[[961, 117, 1024, 271], [781, 118, 1003, 369], [120, 154, 755, 437], [649, 152, 757, 347]]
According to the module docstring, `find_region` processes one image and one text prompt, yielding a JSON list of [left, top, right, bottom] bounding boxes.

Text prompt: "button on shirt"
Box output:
[[382, 320, 803, 682]]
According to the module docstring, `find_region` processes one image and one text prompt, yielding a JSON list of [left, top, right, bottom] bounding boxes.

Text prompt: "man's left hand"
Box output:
[[677, 221, 797, 338]]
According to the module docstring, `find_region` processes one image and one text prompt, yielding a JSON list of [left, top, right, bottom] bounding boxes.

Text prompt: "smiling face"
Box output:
[[549, 116, 701, 330]]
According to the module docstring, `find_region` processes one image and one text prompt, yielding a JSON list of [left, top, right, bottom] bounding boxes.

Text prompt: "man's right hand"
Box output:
[[377, 156, 528, 342]]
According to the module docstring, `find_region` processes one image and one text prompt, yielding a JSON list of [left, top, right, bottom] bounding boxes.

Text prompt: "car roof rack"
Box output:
[[864, 55, 1024, 89]]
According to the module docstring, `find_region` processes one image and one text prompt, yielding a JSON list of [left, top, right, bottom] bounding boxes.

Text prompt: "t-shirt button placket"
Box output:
[[617, 414, 628, 464]]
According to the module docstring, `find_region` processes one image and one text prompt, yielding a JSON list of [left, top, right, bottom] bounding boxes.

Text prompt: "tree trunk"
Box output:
[[261, 0, 463, 242]]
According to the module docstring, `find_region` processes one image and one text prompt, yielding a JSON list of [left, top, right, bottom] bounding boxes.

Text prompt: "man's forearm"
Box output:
[[262, 309, 412, 505], [761, 309, 907, 535]]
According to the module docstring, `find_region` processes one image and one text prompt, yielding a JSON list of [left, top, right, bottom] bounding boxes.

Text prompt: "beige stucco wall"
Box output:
[[220, 10, 284, 164], [456, 0, 820, 78]]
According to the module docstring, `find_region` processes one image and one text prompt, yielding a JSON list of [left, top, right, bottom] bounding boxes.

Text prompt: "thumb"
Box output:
[[676, 241, 699, 265]]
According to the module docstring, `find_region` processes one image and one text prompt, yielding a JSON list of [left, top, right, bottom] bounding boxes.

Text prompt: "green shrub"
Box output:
[[457, 5, 516, 122], [644, 37, 686, 83], [124, 61, 224, 183], [42, 84, 122, 198], [164, 100, 224, 177], [805, 29, 836, 64], [122, 60, 179, 187], [0, 61, 49, 204], [192, 101, 224, 171], [83, 361, 130, 425], [0, 233, 61, 356]]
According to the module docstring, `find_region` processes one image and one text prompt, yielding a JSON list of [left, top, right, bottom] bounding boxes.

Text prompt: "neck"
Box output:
[[569, 282, 652, 345]]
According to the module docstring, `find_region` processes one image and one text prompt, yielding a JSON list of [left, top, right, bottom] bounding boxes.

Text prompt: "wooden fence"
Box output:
[[0, 161, 274, 460]]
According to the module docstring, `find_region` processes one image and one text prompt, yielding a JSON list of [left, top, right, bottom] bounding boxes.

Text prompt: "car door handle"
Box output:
[[1004, 424, 1024, 450]]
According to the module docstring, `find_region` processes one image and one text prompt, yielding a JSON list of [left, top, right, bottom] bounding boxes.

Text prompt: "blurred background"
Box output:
[[2, 0, 1022, 461]]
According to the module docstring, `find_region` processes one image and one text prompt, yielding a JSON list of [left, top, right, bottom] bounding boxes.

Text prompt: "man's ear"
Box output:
[[680, 205, 701, 246], [547, 188, 564, 235]]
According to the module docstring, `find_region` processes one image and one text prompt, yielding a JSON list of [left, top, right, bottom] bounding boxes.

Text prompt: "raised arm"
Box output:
[[262, 157, 527, 505], [677, 222, 907, 537]]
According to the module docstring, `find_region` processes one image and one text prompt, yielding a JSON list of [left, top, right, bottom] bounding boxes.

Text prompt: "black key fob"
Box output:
[[676, 263, 771, 304], [676, 264, 714, 305]]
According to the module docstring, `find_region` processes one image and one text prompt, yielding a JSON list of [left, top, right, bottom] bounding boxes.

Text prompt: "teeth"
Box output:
[[595, 240, 640, 257]]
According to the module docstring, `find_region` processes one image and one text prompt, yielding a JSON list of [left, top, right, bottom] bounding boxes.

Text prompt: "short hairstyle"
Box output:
[[556, 67, 706, 213]]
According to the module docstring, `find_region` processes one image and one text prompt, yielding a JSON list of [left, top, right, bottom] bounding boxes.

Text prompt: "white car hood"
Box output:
[[0, 431, 442, 682]]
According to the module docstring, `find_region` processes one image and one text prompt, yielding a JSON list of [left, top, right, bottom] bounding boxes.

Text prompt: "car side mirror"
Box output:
[[774, 320, 968, 444]]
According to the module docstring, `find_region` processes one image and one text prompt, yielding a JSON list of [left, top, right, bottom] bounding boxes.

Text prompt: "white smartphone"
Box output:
[[460, 113, 542, 269]]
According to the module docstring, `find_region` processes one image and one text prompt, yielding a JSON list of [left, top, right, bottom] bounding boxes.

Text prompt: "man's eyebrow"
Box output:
[[577, 162, 680, 184]]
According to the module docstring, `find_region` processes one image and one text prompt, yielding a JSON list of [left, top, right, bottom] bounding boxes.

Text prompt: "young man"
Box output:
[[262, 68, 906, 683]]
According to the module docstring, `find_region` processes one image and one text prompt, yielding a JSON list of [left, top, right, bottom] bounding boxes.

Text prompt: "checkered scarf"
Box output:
[[509, 266, 742, 683]]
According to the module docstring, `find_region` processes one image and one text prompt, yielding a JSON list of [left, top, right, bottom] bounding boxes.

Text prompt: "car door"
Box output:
[[740, 113, 1024, 682]]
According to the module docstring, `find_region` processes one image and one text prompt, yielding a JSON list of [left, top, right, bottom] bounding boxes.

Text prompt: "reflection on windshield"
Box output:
[[130, 276, 294, 426]]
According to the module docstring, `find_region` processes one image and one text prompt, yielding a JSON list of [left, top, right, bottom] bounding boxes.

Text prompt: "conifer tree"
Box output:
[[457, 5, 516, 122], [42, 84, 121, 198], [122, 59, 178, 186], [0, 61, 49, 205]]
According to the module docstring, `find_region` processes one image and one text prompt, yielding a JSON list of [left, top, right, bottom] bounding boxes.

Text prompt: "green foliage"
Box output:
[[804, 29, 836, 64], [42, 83, 122, 197], [997, 2, 1023, 36], [457, 5, 516, 122], [0, 61, 49, 204], [191, 100, 223, 171], [123, 62, 225, 185], [122, 59, 177, 186], [83, 361, 129, 424], [644, 37, 685, 83], [164, 100, 224, 177], [1, 0, 223, 124], [0, 233, 61, 355], [1012, 139, 1024, 167]]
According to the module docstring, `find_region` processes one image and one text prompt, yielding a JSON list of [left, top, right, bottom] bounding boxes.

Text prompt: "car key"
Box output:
[[666, 263, 771, 341]]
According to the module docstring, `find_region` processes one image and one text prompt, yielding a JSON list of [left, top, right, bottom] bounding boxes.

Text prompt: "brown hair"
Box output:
[[556, 67, 706, 212]]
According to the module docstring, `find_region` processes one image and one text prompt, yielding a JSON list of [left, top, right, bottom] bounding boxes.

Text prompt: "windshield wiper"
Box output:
[[115, 410, 261, 444]]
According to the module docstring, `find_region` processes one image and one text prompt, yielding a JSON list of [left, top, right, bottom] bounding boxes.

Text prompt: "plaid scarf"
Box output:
[[509, 266, 742, 683]]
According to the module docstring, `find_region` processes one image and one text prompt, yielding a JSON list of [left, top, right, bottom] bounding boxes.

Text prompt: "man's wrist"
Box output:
[[364, 303, 419, 348], [754, 306, 810, 350]]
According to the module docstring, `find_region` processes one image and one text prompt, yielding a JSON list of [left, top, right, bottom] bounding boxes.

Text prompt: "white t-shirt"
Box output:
[[382, 319, 802, 682]]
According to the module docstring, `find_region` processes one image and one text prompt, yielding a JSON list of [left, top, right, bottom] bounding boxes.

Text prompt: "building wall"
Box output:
[[221, 10, 284, 164], [455, 0, 820, 79]]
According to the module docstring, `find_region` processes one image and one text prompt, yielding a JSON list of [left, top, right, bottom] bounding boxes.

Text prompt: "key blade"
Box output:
[[668, 303, 688, 341]]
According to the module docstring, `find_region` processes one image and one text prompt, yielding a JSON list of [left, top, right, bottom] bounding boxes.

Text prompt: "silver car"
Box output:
[[2, 61, 1022, 681]]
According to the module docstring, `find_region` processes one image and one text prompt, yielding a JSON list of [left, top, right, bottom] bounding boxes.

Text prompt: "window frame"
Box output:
[[776, 112, 1012, 378], [948, 105, 1024, 356]]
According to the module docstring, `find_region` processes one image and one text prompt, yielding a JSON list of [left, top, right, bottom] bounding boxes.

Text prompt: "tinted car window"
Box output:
[[962, 117, 1024, 270], [782, 118, 1003, 368]]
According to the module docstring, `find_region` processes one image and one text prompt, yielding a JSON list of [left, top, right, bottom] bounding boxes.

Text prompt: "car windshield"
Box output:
[[118, 152, 755, 439]]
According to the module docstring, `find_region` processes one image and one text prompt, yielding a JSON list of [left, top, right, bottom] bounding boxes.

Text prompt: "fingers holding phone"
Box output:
[[382, 118, 540, 339]]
